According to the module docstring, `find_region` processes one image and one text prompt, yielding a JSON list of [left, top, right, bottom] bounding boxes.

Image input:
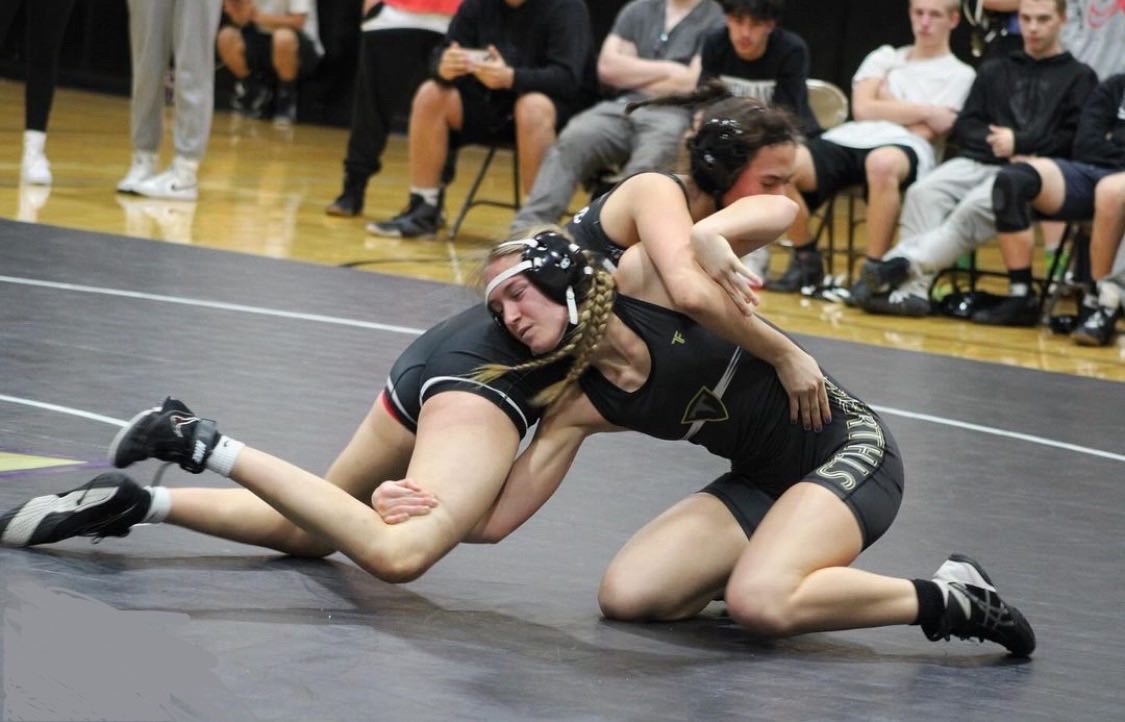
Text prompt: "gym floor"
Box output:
[[2, 219, 1122, 721]]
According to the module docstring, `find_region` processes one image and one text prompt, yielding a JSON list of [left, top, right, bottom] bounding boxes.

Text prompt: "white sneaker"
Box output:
[[21, 152, 52, 185], [117, 151, 159, 193], [133, 157, 198, 201]]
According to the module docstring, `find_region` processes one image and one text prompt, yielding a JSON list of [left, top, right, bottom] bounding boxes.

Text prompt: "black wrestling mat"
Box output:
[[1, 219, 1122, 721]]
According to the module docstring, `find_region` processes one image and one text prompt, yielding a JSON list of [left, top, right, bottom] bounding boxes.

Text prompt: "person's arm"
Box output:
[[690, 194, 801, 308], [623, 177, 831, 430], [430, 1, 481, 82], [597, 34, 699, 94], [852, 77, 942, 129]]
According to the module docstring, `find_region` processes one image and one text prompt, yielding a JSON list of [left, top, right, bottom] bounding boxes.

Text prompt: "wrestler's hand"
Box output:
[[775, 347, 831, 431], [692, 231, 762, 315], [371, 478, 438, 524]]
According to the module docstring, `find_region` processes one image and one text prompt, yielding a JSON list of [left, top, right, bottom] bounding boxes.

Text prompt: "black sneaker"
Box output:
[[108, 397, 220, 474], [366, 193, 444, 239], [326, 173, 368, 217], [970, 294, 1038, 327], [927, 553, 1036, 657], [848, 258, 910, 307], [274, 83, 297, 127], [0, 473, 150, 546], [767, 247, 825, 293], [1071, 305, 1120, 347]]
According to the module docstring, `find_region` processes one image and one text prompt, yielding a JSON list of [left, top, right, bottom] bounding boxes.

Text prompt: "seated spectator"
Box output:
[[367, 0, 595, 239], [509, 0, 725, 233], [699, 0, 819, 137], [769, 0, 974, 294], [217, 0, 324, 126], [980, 73, 1125, 337], [855, 0, 1097, 318], [325, 0, 461, 217]]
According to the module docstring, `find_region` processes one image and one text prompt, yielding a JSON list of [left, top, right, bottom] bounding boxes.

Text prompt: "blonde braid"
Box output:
[[473, 265, 617, 406]]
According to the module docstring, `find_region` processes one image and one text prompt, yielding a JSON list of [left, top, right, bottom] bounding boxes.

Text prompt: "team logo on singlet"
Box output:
[[681, 387, 730, 424], [671, 331, 686, 345]]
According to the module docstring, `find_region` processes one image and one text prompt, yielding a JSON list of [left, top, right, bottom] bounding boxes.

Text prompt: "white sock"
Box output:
[[23, 129, 46, 157], [205, 436, 245, 478], [410, 186, 440, 206], [142, 486, 171, 524], [1009, 282, 1030, 297]]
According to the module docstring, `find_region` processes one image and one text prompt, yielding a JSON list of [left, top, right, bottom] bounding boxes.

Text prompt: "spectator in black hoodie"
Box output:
[[984, 73, 1125, 337], [367, 0, 595, 240], [853, 0, 1097, 319]]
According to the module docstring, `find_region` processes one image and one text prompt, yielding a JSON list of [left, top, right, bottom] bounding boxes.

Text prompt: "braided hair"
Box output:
[[475, 228, 617, 407]]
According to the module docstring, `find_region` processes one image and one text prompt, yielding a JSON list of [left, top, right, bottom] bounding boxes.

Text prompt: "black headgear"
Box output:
[[687, 118, 752, 202], [485, 230, 593, 326]]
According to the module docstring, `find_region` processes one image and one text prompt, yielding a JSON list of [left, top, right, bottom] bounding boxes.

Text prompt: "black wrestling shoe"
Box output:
[[108, 397, 220, 474], [848, 257, 911, 307], [767, 247, 825, 293], [0, 473, 150, 546], [927, 553, 1036, 657]]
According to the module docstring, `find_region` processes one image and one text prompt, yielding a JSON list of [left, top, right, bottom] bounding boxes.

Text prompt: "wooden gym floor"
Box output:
[[0, 80, 1122, 381], [1, 81, 1124, 721]]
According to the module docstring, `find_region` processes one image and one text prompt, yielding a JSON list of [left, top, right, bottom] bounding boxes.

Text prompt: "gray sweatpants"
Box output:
[[127, 0, 223, 160], [510, 98, 691, 231], [888, 157, 1001, 274]]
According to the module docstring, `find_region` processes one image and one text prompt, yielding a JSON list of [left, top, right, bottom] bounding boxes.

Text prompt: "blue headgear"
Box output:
[[485, 230, 593, 326]]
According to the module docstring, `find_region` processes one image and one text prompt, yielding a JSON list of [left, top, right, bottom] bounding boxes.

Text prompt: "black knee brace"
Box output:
[[992, 162, 1042, 232]]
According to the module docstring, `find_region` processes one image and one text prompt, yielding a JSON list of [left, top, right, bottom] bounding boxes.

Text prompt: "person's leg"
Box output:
[[863, 160, 997, 316], [619, 105, 690, 175], [133, 0, 221, 201], [510, 101, 632, 231], [512, 92, 558, 198], [269, 27, 308, 125], [771, 140, 859, 293], [1074, 171, 1125, 346], [329, 28, 442, 216], [366, 79, 463, 238], [166, 397, 415, 557], [862, 145, 913, 259], [215, 25, 248, 77], [117, 0, 170, 192], [598, 493, 752, 621], [407, 80, 463, 188], [724, 483, 912, 634], [18, 0, 76, 185]]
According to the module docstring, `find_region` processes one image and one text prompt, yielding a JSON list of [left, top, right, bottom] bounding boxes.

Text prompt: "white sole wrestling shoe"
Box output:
[[0, 473, 150, 547]]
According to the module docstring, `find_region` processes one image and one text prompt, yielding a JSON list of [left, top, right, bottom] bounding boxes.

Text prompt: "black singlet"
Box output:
[[564, 171, 691, 266], [384, 305, 565, 437], [577, 295, 893, 498]]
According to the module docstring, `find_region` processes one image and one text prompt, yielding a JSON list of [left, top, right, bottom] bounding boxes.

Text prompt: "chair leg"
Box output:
[[449, 147, 497, 239], [511, 147, 521, 210]]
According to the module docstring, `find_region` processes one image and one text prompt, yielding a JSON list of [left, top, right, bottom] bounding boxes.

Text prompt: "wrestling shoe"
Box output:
[[0, 473, 150, 546], [109, 397, 220, 474], [927, 553, 1036, 657]]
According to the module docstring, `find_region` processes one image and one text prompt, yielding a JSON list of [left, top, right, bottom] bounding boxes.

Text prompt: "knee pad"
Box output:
[[992, 162, 1042, 232]]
